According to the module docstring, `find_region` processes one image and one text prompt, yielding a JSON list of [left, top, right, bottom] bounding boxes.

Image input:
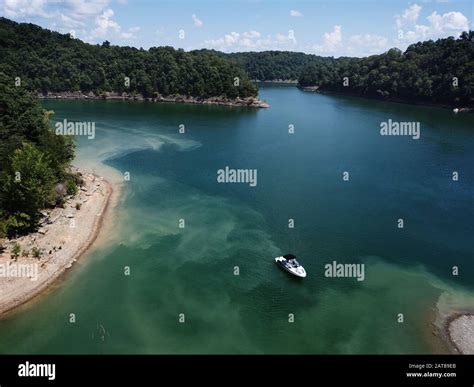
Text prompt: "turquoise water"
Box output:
[[0, 85, 473, 354]]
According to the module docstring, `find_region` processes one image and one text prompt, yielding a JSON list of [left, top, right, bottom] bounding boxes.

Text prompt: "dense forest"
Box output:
[[0, 16, 472, 107], [0, 17, 257, 99], [0, 72, 79, 237], [225, 51, 335, 81], [1, 17, 472, 106], [298, 32, 474, 106], [204, 34, 474, 107]]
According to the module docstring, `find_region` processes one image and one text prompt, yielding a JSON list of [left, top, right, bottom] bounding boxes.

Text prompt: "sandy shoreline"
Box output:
[[0, 172, 113, 316], [444, 313, 474, 354]]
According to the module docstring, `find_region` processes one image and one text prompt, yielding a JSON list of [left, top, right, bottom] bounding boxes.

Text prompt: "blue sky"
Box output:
[[1, 0, 472, 56]]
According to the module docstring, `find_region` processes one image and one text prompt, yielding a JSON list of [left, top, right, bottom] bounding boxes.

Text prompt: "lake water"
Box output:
[[0, 85, 473, 354]]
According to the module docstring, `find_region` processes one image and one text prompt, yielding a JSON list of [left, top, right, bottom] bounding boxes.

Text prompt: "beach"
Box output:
[[0, 172, 113, 316], [446, 314, 474, 354]]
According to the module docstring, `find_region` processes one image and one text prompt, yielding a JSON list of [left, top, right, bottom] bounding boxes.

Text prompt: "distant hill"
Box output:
[[199, 33, 473, 107], [297, 32, 474, 107], [226, 51, 336, 81], [194, 49, 342, 83]]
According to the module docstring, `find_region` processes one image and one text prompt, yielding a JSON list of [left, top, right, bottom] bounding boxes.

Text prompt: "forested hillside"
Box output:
[[0, 17, 471, 106], [219, 33, 473, 107], [0, 17, 257, 99], [299, 32, 474, 107], [225, 51, 335, 81], [0, 72, 79, 237]]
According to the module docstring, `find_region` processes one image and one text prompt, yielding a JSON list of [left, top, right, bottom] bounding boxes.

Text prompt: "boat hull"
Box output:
[[275, 256, 307, 278]]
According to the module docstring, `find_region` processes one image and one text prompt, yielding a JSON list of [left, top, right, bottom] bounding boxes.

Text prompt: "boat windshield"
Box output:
[[288, 259, 299, 267]]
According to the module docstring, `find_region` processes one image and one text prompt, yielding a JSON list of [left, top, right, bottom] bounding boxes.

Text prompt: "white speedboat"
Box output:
[[275, 254, 307, 278]]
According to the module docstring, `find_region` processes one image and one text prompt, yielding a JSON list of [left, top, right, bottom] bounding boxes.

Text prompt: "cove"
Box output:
[[0, 85, 472, 354]]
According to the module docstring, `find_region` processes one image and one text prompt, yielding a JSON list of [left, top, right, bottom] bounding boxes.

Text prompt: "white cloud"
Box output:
[[59, 13, 85, 29], [290, 9, 303, 17], [242, 30, 261, 39], [67, 0, 110, 16], [313, 25, 342, 54], [395, 4, 422, 28], [395, 4, 469, 44], [1, 0, 118, 38], [312, 26, 388, 57], [348, 34, 388, 56], [60, 1, 110, 34], [121, 26, 140, 39], [92, 8, 120, 38], [192, 14, 203, 28], [204, 30, 297, 52], [62, 3, 136, 42], [2, 0, 49, 18], [427, 11, 468, 32], [276, 32, 295, 44], [0, 0, 142, 42], [223, 32, 240, 45]]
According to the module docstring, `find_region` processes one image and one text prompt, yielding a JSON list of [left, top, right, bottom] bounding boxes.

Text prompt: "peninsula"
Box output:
[[0, 172, 112, 315]]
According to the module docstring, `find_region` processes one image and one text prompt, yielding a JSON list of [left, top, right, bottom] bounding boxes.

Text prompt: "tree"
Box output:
[[1, 142, 55, 233]]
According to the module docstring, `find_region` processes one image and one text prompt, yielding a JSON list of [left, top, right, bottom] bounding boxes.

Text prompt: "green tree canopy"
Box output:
[[1, 142, 55, 233], [0, 18, 257, 99]]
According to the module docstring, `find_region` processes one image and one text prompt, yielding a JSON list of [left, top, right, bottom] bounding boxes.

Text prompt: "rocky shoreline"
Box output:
[[298, 85, 473, 111], [445, 313, 474, 354], [37, 91, 270, 108], [254, 79, 298, 84], [298, 85, 320, 92]]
